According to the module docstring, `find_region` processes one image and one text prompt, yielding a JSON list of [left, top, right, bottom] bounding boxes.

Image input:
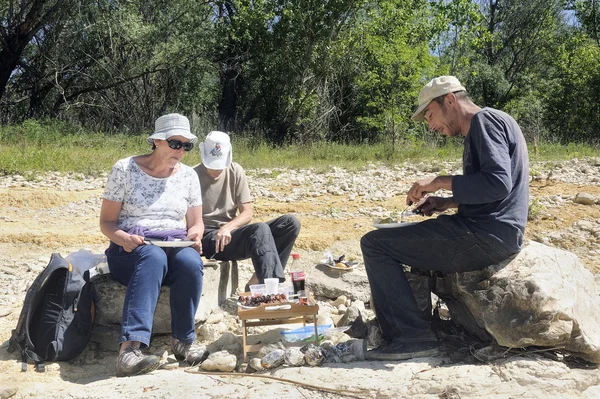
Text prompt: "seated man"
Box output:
[[361, 76, 529, 360], [193, 131, 301, 289]]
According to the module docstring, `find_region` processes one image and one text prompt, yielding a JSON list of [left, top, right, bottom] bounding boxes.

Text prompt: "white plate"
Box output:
[[319, 259, 358, 270], [324, 262, 358, 271], [373, 222, 405, 229], [237, 301, 292, 309], [144, 240, 195, 247]]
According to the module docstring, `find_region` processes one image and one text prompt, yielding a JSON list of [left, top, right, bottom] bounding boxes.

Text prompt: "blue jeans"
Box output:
[[360, 214, 515, 343], [202, 215, 300, 283], [106, 243, 204, 348]]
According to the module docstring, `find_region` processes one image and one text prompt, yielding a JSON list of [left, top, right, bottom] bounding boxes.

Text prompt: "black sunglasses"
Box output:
[[166, 139, 194, 152]]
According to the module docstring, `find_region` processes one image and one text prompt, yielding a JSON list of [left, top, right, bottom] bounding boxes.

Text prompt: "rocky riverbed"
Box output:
[[0, 158, 599, 399]]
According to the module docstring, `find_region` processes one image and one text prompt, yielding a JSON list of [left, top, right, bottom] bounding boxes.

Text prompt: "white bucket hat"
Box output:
[[200, 131, 232, 170], [147, 113, 198, 144], [411, 76, 466, 121]]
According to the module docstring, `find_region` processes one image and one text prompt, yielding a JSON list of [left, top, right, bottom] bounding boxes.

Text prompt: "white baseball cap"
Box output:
[[200, 131, 232, 170], [147, 113, 198, 144], [411, 76, 466, 121]]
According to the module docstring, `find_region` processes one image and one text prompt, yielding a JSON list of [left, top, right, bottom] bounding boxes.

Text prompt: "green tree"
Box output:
[[211, 0, 366, 143], [441, 0, 565, 108], [0, 0, 78, 107], [544, 31, 600, 143], [2, 0, 219, 131], [333, 0, 438, 145], [571, 0, 600, 46]]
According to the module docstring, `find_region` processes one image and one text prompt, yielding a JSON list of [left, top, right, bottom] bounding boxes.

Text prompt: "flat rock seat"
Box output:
[[90, 261, 238, 350]]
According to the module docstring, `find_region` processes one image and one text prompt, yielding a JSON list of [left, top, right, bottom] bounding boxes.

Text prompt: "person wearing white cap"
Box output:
[[194, 131, 301, 289], [100, 113, 209, 377], [361, 76, 529, 360]]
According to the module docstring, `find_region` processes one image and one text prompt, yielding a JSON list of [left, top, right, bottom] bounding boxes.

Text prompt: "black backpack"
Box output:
[[8, 253, 96, 371]]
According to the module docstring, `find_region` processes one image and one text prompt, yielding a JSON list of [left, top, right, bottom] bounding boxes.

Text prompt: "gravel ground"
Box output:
[[0, 157, 599, 398]]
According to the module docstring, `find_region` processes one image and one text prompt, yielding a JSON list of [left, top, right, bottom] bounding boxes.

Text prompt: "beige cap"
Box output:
[[411, 76, 466, 121]]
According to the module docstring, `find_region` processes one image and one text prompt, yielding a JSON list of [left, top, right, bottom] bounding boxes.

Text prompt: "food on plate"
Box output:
[[238, 293, 288, 307], [375, 216, 397, 224], [320, 253, 358, 269]]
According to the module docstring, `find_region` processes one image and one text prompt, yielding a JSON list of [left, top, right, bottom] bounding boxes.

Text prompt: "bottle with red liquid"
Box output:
[[290, 253, 305, 294]]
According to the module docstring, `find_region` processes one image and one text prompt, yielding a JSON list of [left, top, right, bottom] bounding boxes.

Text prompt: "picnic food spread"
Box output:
[[238, 293, 288, 307]]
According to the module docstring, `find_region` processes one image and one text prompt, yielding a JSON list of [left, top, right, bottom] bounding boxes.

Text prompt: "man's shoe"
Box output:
[[116, 343, 160, 377], [172, 340, 209, 366], [366, 339, 441, 361]]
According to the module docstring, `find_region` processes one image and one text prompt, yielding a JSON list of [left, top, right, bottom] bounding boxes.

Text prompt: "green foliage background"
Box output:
[[1, 0, 600, 146]]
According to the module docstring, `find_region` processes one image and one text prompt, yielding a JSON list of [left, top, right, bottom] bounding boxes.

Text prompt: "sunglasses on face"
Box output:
[[166, 139, 194, 152]]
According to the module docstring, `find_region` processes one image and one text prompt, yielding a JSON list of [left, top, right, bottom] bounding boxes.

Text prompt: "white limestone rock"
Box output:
[[444, 241, 600, 363], [200, 351, 237, 372]]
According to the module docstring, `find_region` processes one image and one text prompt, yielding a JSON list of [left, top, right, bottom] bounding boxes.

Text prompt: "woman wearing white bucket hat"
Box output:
[[146, 113, 199, 145], [100, 113, 208, 377], [194, 131, 301, 290]]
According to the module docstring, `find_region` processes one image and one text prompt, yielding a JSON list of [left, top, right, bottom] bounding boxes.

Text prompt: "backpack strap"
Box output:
[[72, 269, 93, 312], [20, 350, 46, 372]]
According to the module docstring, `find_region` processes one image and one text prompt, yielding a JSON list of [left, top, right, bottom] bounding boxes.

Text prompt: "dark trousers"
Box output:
[[360, 214, 515, 342], [202, 214, 301, 283]]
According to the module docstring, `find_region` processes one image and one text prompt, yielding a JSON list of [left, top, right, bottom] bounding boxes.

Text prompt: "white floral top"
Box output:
[[103, 157, 202, 232]]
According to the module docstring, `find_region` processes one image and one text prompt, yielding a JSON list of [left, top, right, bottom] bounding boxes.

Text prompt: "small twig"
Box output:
[[184, 367, 371, 398]]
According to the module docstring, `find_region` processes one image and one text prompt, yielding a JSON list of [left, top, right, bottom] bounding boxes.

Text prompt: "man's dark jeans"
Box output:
[[360, 214, 515, 343], [202, 214, 301, 282]]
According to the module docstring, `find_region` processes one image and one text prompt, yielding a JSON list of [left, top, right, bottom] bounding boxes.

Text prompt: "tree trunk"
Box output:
[[0, 37, 30, 100], [218, 65, 240, 132]]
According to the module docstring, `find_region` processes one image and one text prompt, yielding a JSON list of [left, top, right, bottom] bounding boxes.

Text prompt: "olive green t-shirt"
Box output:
[[193, 162, 253, 228]]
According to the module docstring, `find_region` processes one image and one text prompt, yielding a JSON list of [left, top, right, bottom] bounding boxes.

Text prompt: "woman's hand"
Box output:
[[185, 205, 204, 255], [122, 234, 145, 252], [186, 232, 203, 254], [100, 198, 144, 252]]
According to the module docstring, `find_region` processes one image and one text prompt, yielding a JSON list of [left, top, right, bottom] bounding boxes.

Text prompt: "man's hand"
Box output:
[[186, 232, 203, 254], [407, 176, 438, 205], [406, 175, 453, 205], [122, 234, 144, 253], [214, 225, 233, 253], [415, 196, 457, 216]]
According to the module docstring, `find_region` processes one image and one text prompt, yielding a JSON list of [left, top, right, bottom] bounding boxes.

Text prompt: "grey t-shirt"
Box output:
[[193, 162, 253, 228], [452, 107, 529, 253]]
